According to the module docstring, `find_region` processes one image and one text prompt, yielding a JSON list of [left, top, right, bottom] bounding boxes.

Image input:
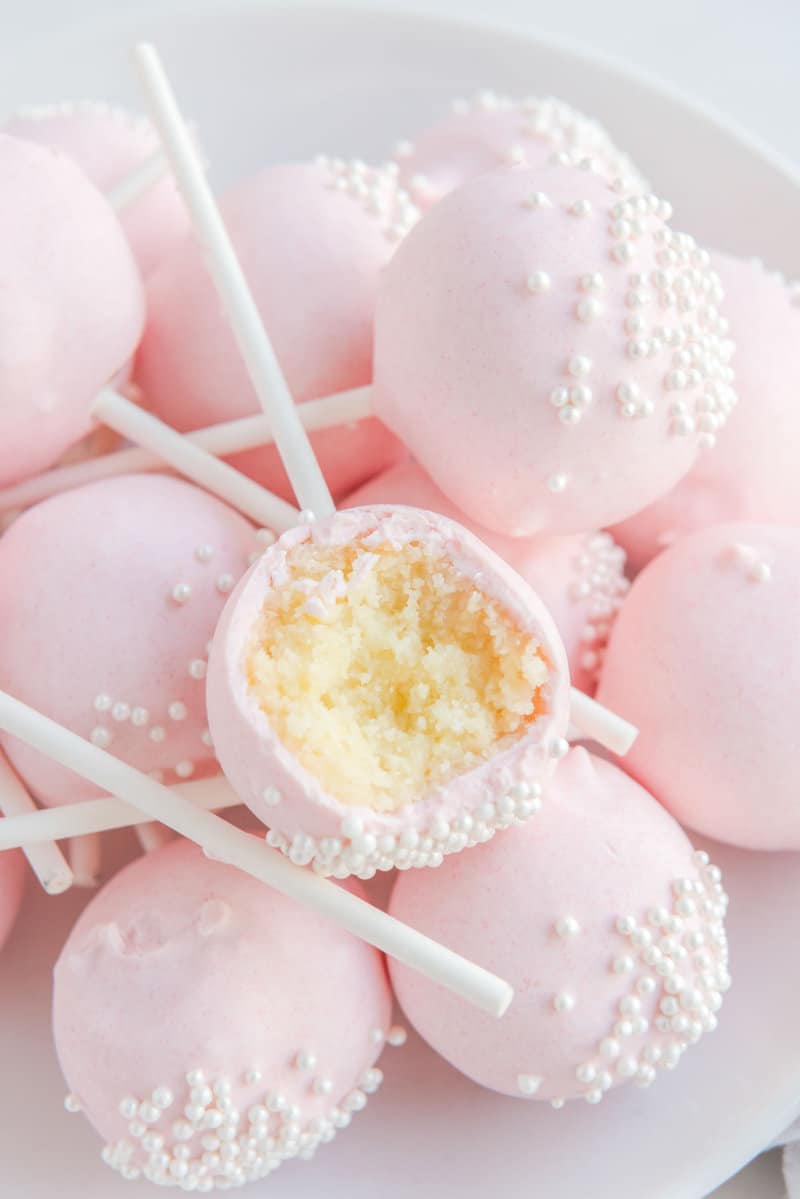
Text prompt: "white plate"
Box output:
[[1, 6, 799, 1197]]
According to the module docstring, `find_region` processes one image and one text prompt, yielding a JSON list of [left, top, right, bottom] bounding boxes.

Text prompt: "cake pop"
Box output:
[[0, 474, 260, 807], [345, 462, 629, 692], [393, 90, 646, 209], [611, 253, 800, 573], [0, 133, 144, 488], [389, 748, 730, 1105], [207, 505, 571, 879], [134, 159, 416, 502], [54, 836, 394, 1188], [373, 161, 736, 537], [3, 101, 190, 276], [597, 522, 800, 850], [0, 840, 25, 952]]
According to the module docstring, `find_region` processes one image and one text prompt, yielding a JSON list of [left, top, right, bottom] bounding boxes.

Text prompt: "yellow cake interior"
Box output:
[[246, 538, 549, 811]]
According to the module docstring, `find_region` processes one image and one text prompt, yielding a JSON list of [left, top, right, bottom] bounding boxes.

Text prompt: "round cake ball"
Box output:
[[0, 840, 25, 953], [373, 162, 735, 537], [54, 836, 393, 1188], [135, 159, 416, 502], [3, 102, 190, 277], [394, 91, 646, 209], [611, 253, 800, 572], [597, 522, 800, 850], [0, 133, 144, 487], [345, 462, 629, 692], [0, 474, 260, 806], [389, 747, 730, 1105], [207, 506, 571, 879]]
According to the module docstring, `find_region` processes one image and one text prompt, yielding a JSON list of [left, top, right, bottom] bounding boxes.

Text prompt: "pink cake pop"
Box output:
[[394, 91, 646, 209], [134, 159, 416, 503], [207, 505, 571, 879], [3, 102, 190, 277], [373, 161, 736, 538], [597, 522, 800, 850], [611, 253, 800, 573], [54, 836, 395, 1188], [0, 133, 144, 488], [0, 841, 25, 952], [0, 474, 261, 807], [345, 461, 629, 692], [389, 747, 730, 1105]]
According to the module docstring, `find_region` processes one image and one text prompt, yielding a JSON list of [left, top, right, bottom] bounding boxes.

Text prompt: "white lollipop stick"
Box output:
[[0, 751, 72, 895], [0, 388, 373, 515], [105, 149, 167, 212], [0, 689, 512, 1017], [0, 776, 239, 847], [134, 42, 335, 521], [136, 822, 175, 853], [68, 833, 102, 888], [569, 688, 638, 756], [93, 388, 299, 532]]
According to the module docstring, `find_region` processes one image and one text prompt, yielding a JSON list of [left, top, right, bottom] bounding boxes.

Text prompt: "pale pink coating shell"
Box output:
[[134, 161, 407, 503], [345, 461, 629, 692], [373, 162, 735, 537], [0, 837, 25, 953], [394, 92, 646, 210], [0, 474, 259, 807], [0, 134, 144, 487], [3, 102, 190, 278], [206, 506, 570, 878], [597, 522, 800, 850], [53, 837, 391, 1184], [389, 748, 730, 1104], [611, 253, 800, 573]]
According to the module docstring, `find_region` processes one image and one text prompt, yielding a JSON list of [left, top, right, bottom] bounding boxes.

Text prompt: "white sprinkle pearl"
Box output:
[[216, 574, 235, 594], [90, 727, 112, 749], [569, 199, 592, 217], [553, 991, 576, 1013], [172, 582, 192, 604], [568, 354, 592, 377], [131, 707, 149, 727], [194, 544, 214, 562], [524, 191, 551, 209], [547, 473, 568, 493], [111, 702, 130, 722], [517, 1074, 542, 1096], [93, 693, 112, 713], [189, 659, 207, 680], [556, 916, 581, 938], [64, 1093, 82, 1113], [168, 702, 187, 722], [262, 786, 282, 807], [175, 761, 195, 779], [149, 726, 166, 743], [527, 271, 551, 294], [387, 1025, 408, 1047]]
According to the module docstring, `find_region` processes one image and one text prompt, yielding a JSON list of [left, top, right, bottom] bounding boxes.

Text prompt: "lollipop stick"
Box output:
[[134, 42, 335, 520], [94, 388, 299, 531], [105, 150, 167, 212], [0, 775, 239, 846], [569, 688, 638, 756], [0, 751, 72, 894], [68, 833, 102, 888], [0, 690, 512, 1017], [0, 388, 373, 515], [136, 822, 175, 853]]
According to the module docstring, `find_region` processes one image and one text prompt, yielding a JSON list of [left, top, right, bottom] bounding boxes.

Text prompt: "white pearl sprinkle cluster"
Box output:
[[538, 852, 730, 1107], [569, 532, 630, 683], [66, 1032, 405, 1191], [316, 156, 420, 244]]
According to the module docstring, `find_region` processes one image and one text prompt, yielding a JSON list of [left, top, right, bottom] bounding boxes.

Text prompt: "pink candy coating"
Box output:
[[207, 505, 570, 879], [394, 91, 646, 210], [373, 162, 735, 537], [3, 102, 190, 277], [611, 253, 800, 573], [135, 161, 411, 502], [597, 522, 800, 850], [0, 474, 258, 806], [0, 838, 25, 953], [0, 133, 144, 488], [53, 836, 391, 1186], [389, 748, 730, 1104], [345, 461, 629, 692]]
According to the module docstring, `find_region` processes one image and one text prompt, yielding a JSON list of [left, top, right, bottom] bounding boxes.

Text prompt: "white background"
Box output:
[[2, 1, 797, 1196]]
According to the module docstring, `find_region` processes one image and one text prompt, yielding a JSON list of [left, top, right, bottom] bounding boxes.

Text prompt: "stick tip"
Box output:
[[45, 869, 74, 896]]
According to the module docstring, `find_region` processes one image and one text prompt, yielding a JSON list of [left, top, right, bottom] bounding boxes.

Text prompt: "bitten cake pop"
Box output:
[[3, 102, 189, 277], [611, 253, 800, 572], [389, 748, 729, 1105], [207, 505, 571, 879], [394, 91, 646, 209], [373, 161, 736, 537], [597, 522, 800, 850], [0, 841, 25, 952], [54, 836, 395, 1188], [0, 133, 144, 487], [0, 474, 260, 806], [345, 462, 629, 692], [135, 160, 415, 502]]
